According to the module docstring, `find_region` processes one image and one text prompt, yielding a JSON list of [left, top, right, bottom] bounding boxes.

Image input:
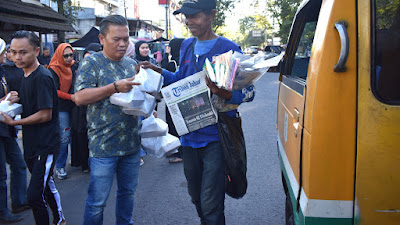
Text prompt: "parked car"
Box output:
[[264, 45, 282, 54]]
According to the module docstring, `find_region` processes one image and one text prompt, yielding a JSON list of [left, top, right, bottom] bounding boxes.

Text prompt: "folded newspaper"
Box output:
[[161, 71, 217, 136]]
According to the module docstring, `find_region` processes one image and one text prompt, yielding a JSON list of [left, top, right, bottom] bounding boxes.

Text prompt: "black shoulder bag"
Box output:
[[191, 41, 248, 199]]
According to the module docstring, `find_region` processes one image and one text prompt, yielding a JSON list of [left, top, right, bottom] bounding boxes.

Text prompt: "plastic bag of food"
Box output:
[[110, 86, 146, 108], [122, 92, 156, 117], [140, 115, 168, 138], [141, 133, 181, 158], [0, 101, 23, 120], [135, 68, 164, 93]]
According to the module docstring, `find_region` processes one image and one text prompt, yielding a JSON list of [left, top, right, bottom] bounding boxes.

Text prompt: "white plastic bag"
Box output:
[[0, 101, 22, 120], [122, 92, 156, 117], [141, 133, 181, 158], [135, 68, 164, 93], [110, 86, 146, 108], [140, 115, 168, 138]]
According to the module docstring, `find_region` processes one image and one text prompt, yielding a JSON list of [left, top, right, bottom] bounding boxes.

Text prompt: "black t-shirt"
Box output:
[[0, 68, 12, 138], [19, 65, 60, 159], [1, 62, 24, 93]]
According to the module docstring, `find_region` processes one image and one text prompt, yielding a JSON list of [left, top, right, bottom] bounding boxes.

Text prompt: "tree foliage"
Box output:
[[266, 0, 301, 43], [213, 0, 236, 33], [52, 0, 82, 42], [375, 0, 400, 29], [237, 13, 272, 47], [177, 0, 238, 35]]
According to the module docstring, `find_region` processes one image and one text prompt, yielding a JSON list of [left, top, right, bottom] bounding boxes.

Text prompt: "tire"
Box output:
[[285, 194, 295, 225]]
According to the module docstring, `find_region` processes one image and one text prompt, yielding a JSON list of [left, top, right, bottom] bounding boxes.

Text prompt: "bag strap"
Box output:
[[191, 39, 200, 72]]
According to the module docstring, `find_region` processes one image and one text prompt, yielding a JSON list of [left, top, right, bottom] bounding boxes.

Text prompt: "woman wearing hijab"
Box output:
[[161, 38, 184, 163], [134, 41, 158, 65], [48, 43, 77, 180]]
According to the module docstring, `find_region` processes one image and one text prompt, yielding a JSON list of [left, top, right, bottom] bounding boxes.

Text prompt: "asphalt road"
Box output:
[[12, 72, 285, 225]]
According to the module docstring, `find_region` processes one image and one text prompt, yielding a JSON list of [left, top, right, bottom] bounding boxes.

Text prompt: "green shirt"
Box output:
[[75, 52, 140, 157]]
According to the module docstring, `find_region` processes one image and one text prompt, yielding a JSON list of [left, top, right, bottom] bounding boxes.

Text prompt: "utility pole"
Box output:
[[165, 0, 169, 38], [124, 0, 127, 19]]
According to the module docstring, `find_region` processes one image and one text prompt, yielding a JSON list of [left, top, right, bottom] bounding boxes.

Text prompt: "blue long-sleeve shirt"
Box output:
[[161, 37, 255, 148]]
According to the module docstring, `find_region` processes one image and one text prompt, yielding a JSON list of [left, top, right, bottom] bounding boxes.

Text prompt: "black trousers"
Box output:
[[26, 154, 64, 225]]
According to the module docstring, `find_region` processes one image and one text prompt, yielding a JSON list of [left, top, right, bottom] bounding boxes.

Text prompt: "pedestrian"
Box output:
[[48, 43, 78, 180], [2, 30, 66, 225], [37, 46, 52, 68], [70, 43, 102, 173], [160, 38, 184, 163], [125, 40, 136, 59], [138, 0, 255, 224], [0, 37, 29, 224], [74, 15, 142, 225], [1, 44, 24, 93], [133, 41, 158, 65]]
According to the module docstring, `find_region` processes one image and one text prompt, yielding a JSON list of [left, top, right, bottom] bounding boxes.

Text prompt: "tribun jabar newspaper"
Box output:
[[161, 71, 217, 136]]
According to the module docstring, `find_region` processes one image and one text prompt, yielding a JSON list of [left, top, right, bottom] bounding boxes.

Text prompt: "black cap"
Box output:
[[173, 0, 216, 15]]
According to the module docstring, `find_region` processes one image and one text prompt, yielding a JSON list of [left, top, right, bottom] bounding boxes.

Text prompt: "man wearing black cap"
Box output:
[[138, 0, 255, 224]]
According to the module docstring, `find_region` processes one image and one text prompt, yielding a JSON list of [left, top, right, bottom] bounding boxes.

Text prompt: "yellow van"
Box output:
[[276, 0, 400, 224]]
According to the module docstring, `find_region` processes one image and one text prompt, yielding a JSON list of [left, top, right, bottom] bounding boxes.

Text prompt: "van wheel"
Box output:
[[285, 194, 295, 225]]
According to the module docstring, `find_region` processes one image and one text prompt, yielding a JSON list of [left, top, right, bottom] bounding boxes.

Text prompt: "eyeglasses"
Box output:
[[62, 53, 74, 59]]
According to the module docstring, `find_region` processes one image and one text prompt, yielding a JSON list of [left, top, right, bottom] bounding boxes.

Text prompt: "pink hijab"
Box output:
[[125, 41, 136, 58]]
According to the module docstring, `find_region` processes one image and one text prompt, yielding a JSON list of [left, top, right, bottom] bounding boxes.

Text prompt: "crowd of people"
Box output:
[[0, 0, 255, 224]]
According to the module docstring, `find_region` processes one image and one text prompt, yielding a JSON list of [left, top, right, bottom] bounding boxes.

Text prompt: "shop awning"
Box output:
[[0, 0, 75, 33]]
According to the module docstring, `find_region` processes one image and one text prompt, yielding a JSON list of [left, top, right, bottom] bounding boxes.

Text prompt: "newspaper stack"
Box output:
[[0, 101, 23, 121], [140, 115, 181, 158], [110, 68, 163, 117], [204, 51, 284, 90], [204, 50, 239, 90]]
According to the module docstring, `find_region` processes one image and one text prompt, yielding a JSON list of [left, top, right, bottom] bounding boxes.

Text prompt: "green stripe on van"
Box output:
[[277, 143, 353, 225]]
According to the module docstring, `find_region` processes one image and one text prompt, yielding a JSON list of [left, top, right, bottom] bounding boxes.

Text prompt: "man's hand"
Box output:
[[7, 91, 19, 104], [205, 76, 232, 100], [71, 94, 75, 102], [114, 76, 141, 93], [1, 112, 15, 126], [135, 61, 162, 74]]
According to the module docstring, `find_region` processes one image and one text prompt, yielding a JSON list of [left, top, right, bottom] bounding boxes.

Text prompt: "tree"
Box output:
[[213, 0, 236, 33], [265, 0, 301, 44], [176, 0, 238, 35], [52, 0, 82, 43]]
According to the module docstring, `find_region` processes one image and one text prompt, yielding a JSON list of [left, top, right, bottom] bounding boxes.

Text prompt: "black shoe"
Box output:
[[0, 212, 23, 223], [11, 203, 30, 214], [82, 166, 90, 173]]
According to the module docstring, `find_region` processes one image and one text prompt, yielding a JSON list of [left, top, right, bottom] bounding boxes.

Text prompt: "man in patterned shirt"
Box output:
[[74, 15, 141, 225]]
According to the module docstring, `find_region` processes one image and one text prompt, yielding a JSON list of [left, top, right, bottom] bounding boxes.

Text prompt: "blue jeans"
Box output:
[[182, 141, 226, 225], [0, 136, 27, 214], [83, 151, 140, 225], [56, 111, 71, 169]]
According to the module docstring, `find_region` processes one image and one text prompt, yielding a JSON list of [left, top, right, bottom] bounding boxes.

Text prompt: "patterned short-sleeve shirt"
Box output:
[[75, 52, 140, 157]]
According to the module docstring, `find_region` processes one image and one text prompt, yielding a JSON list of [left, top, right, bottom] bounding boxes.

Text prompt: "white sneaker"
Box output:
[[140, 158, 144, 167], [55, 168, 68, 180]]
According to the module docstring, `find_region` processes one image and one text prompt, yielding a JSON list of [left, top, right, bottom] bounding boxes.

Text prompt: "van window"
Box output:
[[290, 22, 317, 79], [373, 0, 400, 103]]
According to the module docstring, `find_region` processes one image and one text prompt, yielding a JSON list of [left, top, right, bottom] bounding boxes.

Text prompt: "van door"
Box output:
[[355, 1, 400, 224], [276, 0, 321, 224]]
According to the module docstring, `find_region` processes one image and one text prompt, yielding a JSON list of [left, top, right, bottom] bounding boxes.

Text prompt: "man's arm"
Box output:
[[74, 76, 140, 106], [1, 108, 52, 126]]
